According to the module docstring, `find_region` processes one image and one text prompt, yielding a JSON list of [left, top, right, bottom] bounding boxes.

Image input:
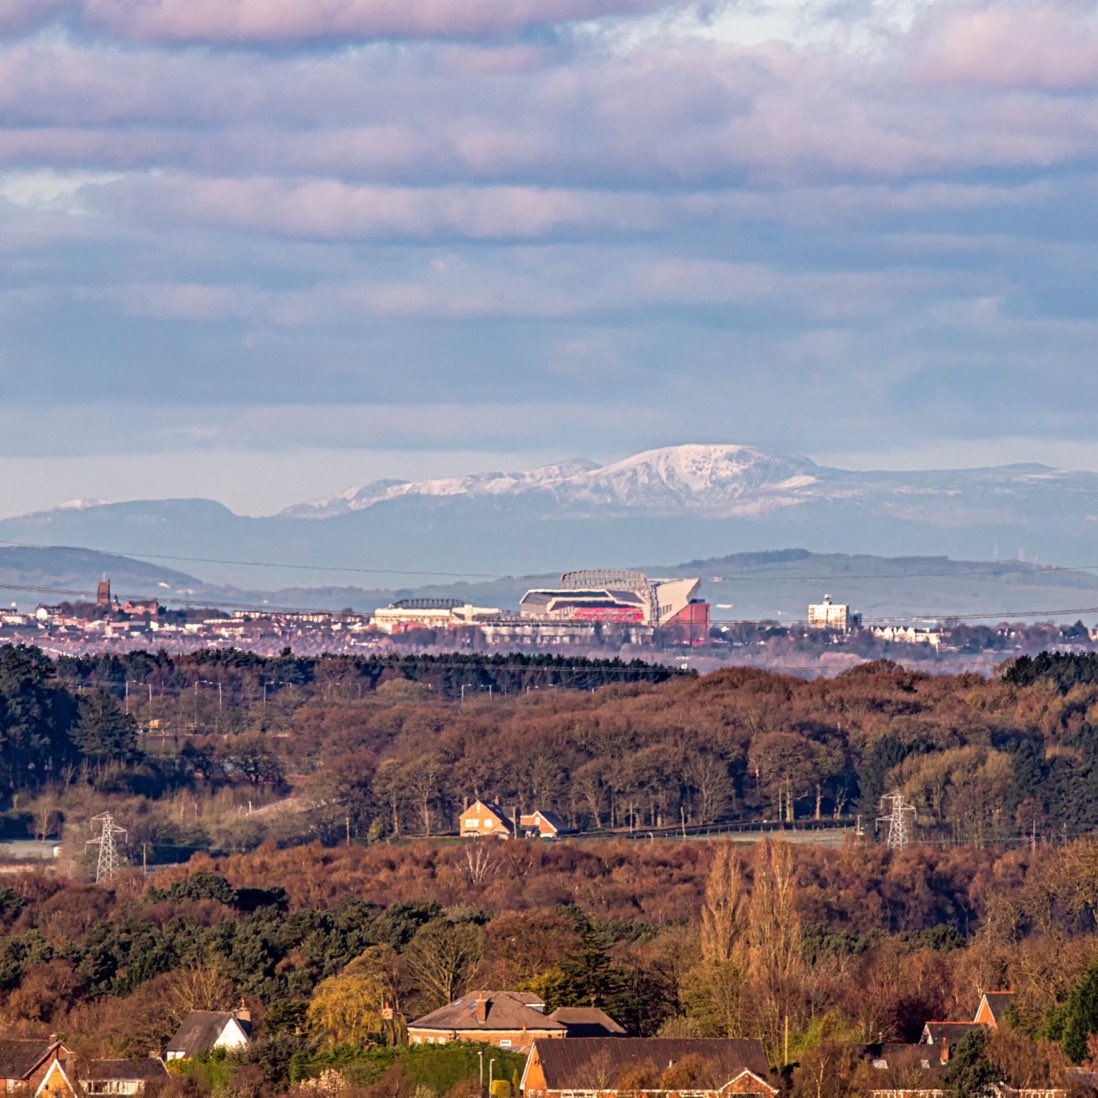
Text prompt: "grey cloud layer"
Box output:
[[1, 0, 1097, 508], [0, 0, 679, 41]]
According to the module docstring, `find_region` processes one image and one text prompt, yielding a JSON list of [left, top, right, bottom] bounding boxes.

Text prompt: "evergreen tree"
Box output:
[[1060, 962, 1098, 1063], [944, 1030, 995, 1098]]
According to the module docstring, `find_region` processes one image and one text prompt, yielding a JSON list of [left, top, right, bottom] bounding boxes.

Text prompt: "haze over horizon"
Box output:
[[3, 0, 1098, 517]]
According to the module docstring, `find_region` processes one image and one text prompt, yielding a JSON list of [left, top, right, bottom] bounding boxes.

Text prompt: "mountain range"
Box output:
[[2, 444, 1096, 589]]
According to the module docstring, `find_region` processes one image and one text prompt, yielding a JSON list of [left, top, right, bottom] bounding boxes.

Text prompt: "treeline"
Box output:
[[2, 837, 1098, 1094], [6, 647, 1098, 856]]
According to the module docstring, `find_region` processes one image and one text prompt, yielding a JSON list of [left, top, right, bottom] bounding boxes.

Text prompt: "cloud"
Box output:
[[0, 0, 683, 45], [0, 0, 67, 34], [99, 174, 668, 241], [911, 0, 1098, 91]]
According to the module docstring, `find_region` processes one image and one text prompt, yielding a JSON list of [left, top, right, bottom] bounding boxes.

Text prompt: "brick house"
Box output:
[[518, 811, 567, 840], [973, 991, 1014, 1030], [409, 991, 566, 1053], [459, 801, 513, 839], [520, 1037, 777, 1097], [0, 1037, 71, 1094]]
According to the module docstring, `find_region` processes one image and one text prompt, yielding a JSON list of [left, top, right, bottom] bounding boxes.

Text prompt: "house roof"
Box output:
[[0, 1039, 63, 1081], [977, 991, 1014, 1024], [864, 1043, 946, 1078], [922, 1022, 984, 1045], [529, 1037, 774, 1092], [461, 801, 512, 828], [167, 1012, 248, 1057], [547, 1008, 627, 1038], [410, 992, 566, 1034], [83, 1060, 169, 1082], [528, 811, 567, 834]]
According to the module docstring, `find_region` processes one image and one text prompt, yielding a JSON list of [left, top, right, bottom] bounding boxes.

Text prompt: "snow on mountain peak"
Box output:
[[279, 445, 818, 519]]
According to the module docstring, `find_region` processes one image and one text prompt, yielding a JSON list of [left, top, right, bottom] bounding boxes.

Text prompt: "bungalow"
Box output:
[[80, 1059, 169, 1096], [166, 1005, 252, 1061], [520, 1037, 777, 1098], [409, 991, 566, 1054]]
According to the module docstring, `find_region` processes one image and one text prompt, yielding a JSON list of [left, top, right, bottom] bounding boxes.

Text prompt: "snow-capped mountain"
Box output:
[[3, 444, 1097, 587], [280, 458, 601, 518], [281, 446, 818, 519]]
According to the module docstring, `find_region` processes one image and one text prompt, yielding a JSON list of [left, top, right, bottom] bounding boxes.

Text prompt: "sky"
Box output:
[[2, 0, 1098, 517]]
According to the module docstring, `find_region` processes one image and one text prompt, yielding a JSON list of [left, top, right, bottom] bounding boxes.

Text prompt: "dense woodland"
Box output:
[[4, 646, 1098, 855], [3, 836, 1098, 1094], [3, 648, 1098, 1093]]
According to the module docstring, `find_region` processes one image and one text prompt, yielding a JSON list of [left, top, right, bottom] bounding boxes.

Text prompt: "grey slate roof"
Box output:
[[531, 1037, 773, 1091], [978, 991, 1014, 1024], [547, 1008, 627, 1038], [84, 1060, 169, 1082], [0, 1038, 61, 1081], [410, 992, 566, 1034], [167, 1012, 248, 1058], [922, 1022, 984, 1046]]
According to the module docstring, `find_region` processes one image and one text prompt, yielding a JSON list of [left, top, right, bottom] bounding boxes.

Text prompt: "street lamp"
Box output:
[[478, 1051, 484, 1095], [488, 1057, 496, 1097]]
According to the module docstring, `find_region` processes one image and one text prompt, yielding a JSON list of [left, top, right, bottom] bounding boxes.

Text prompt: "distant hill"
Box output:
[[3, 544, 1094, 625], [0, 545, 204, 607], [2, 443, 1097, 598]]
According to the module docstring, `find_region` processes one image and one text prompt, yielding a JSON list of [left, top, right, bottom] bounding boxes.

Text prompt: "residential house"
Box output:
[[0, 1037, 70, 1094], [34, 1059, 80, 1098], [409, 991, 566, 1053], [518, 811, 567, 841], [459, 801, 513, 839], [166, 1005, 252, 1061], [80, 1059, 169, 1096], [974, 991, 1014, 1030], [864, 1042, 947, 1098], [546, 1008, 626, 1038], [920, 1021, 985, 1064], [520, 1037, 777, 1097]]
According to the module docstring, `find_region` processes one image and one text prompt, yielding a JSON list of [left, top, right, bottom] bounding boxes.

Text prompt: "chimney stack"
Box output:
[[235, 997, 252, 1025], [475, 993, 488, 1024]]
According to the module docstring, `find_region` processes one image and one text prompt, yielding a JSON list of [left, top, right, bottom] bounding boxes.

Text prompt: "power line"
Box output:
[[0, 541, 504, 581], [5, 539, 1098, 587]]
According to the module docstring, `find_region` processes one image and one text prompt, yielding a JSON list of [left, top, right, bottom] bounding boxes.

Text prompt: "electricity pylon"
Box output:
[[877, 791, 916, 850], [87, 812, 127, 882]]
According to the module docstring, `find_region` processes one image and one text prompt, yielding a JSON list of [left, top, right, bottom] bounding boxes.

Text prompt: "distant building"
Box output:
[[871, 624, 942, 648], [459, 800, 513, 838], [973, 991, 1014, 1029], [520, 1037, 777, 1098], [81, 1058, 169, 1096], [408, 991, 565, 1053], [166, 1006, 251, 1061], [520, 570, 705, 629], [0, 1035, 71, 1093], [547, 1008, 626, 1038], [370, 599, 502, 634], [807, 594, 860, 632], [519, 810, 567, 840]]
